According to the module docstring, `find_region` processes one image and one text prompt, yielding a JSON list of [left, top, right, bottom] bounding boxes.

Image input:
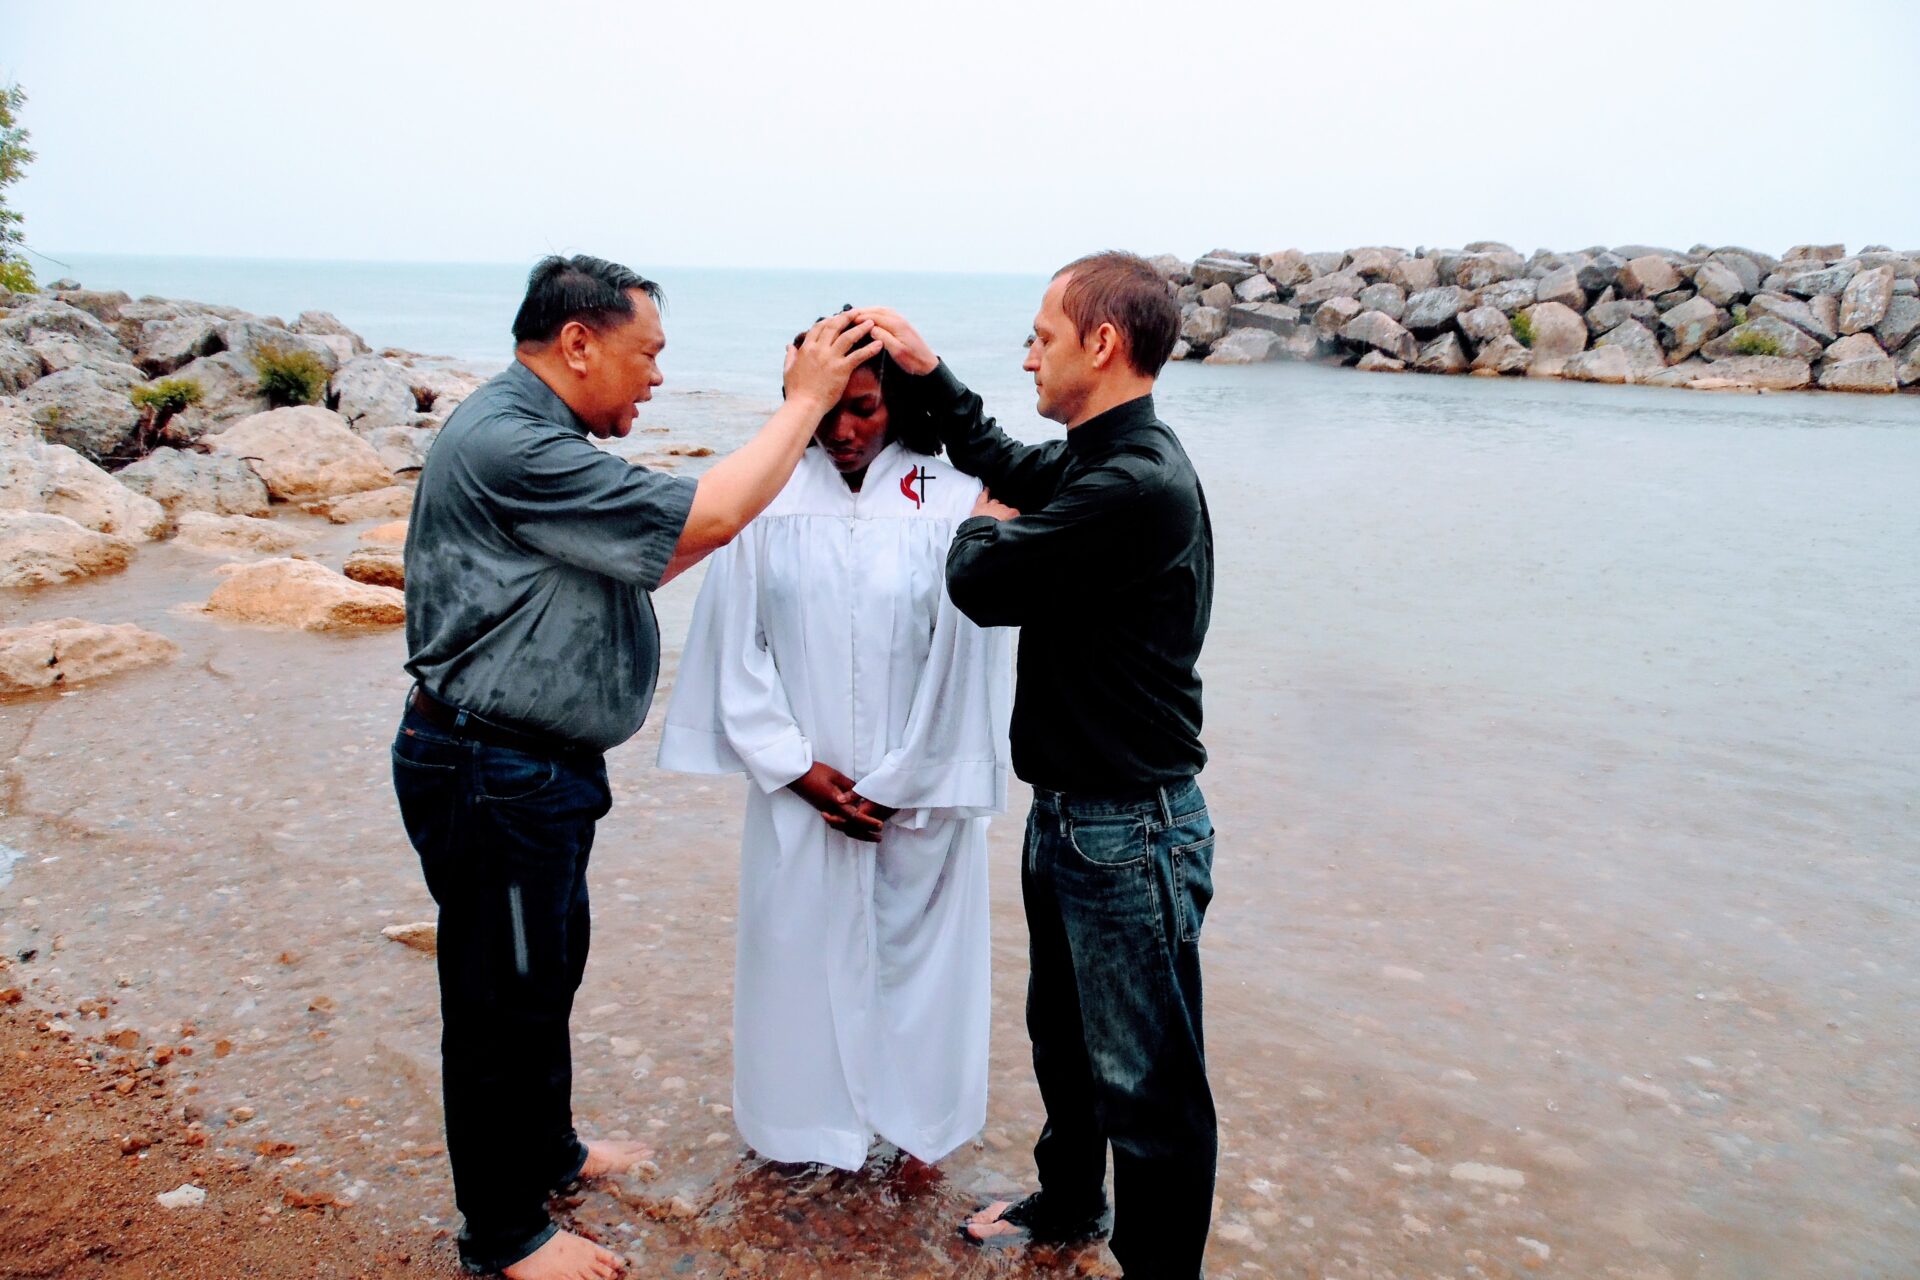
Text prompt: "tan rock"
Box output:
[[0, 427, 166, 540], [1354, 351, 1405, 372], [1561, 347, 1633, 384], [1341, 311, 1418, 362], [1470, 334, 1531, 375], [1839, 266, 1895, 334], [1817, 354, 1899, 393], [1413, 333, 1471, 373], [0, 618, 178, 694], [342, 546, 405, 589], [1521, 302, 1589, 376], [1388, 257, 1439, 294], [1619, 255, 1681, 299], [173, 512, 312, 557], [1653, 356, 1811, 391], [302, 485, 414, 524], [204, 557, 404, 631], [380, 921, 437, 954], [208, 406, 391, 503], [0, 510, 136, 587], [114, 447, 271, 518], [359, 519, 409, 547]]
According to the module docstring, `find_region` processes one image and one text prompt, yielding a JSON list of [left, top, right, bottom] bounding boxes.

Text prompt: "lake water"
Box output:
[[4, 255, 1918, 1277]]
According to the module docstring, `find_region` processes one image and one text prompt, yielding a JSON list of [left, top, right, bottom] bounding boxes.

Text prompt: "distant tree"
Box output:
[[1, 84, 36, 294]]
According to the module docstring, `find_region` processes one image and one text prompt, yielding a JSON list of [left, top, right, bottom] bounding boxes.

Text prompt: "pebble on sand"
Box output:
[[155, 1183, 207, 1209], [1449, 1162, 1527, 1189], [379, 922, 437, 955]]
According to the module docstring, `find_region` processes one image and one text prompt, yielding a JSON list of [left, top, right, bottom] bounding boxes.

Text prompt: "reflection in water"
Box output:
[[2, 367, 1918, 1277]]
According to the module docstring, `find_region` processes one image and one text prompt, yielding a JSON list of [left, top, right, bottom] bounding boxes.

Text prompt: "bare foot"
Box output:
[[577, 1137, 654, 1179], [502, 1228, 624, 1279], [963, 1200, 1021, 1242]]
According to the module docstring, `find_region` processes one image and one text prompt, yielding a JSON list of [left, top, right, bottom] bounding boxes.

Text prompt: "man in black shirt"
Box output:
[[857, 252, 1216, 1280]]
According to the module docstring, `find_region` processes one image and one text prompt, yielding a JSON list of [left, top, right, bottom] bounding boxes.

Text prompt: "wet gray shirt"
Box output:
[[403, 360, 697, 751]]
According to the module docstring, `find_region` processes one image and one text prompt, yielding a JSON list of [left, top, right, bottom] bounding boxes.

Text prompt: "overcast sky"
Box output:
[[7, 0, 1917, 273]]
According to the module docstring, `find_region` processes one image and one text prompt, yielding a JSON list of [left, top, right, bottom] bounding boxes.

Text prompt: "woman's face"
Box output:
[[813, 364, 891, 475]]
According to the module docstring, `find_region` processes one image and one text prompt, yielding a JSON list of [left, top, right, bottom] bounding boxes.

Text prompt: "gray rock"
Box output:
[[1190, 255, 1261, 289], [1340, 311, 1418, 362], [1619, 255, 1681, 299], [1313, 297, 1364, 337], [1228, 302, 1303, 335], [1692, 260, 1746, 308], [292, 310, 373, 356], [1147, 254, 1193, 284], [1292, 272, 1366, 307], [1561, 346, 1633, 383], [1199, 282, 1236, 311], [1356, 282, 1407, 322], [1781, 264, 1857, 298], [1344, 247, 1405, 283], [1456, 306, 1512, 348], [16, 366, 147, 461], [1535, 266, 1585, 312], [1838, 266, 1894, 334], [1389, 257, 1439, 294], [1257, 250, 1313, 288], [1854, 251, 1918, 280], [1521, 302, 1589, 376], [1470, 334, 1531, 375], [170, 352, 271, 430], [1232, 274, 1279, 304], [1747, 292, 1836, 343], [1783, 243, 1845, 262], [1896, 338, 1920, 386], [358, 422, 442, 474], [1168, 339, 1191, 362], [1202, 329, 1283, 365], [1817, 353, 1898, 392], [1179, 306, 1229, 348], [0, 298, 133, 364], [1873, 295, 1920, 352], [1822, 333, 1887, 364], [329, 355, 421, 431], [1578, 253, 1627, 293], [1455, 253, 1524, 291], [1699, 317, 1825, 362], [1480, 278, 1538, 314], [1668, 355, 1811, 391], [1354, 351, 1405, 372], [1404, 286, 1474, 334], [115, 446, 271, 517], [1809, 293, 1841, 336], [0, 338, 42, 394], [134, 315, 223, 376], [1595, 319, 1669, 378], [1303, 252, 1346, 278], [1414, 332, 1471, 373], [47, 277, 82, 291], [1176, 284, 1202, 307], [1658, 296, 1723, 361], [1586, 299, 1659, 337], [50, 289, 132, 325], [1707, 252, 1764, 295], [215, 319, 343, 375]]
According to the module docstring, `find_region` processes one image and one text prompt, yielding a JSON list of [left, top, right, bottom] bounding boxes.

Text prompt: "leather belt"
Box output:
[[405, 686, 588, 757]]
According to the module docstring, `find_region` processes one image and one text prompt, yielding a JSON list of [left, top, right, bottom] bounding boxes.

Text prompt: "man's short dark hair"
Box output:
[[511, 254, 663, 346], [1054, 251, 1180, 377]]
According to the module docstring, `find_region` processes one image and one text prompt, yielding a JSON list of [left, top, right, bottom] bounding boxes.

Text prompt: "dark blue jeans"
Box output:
[[391, 703, 610, 1274], [1025, 777, 1217, 1280]]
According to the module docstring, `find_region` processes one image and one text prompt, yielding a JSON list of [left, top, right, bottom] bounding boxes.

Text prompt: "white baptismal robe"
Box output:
[[658, 442, 1011, 1169]]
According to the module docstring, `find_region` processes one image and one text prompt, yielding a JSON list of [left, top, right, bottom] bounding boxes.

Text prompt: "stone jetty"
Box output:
[[1158, 242, 1919, 392]]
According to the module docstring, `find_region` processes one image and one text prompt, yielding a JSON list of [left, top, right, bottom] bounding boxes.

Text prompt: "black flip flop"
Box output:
[[958, 1190, 1112, 1250]]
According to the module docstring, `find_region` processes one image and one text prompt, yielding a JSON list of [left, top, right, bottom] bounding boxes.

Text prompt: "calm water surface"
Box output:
[[3, 259, 1918, 1277]]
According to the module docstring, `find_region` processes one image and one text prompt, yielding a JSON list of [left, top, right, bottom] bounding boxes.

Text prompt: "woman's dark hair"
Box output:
[[791, 310, 941, 457], [512, 254, 662, 346]]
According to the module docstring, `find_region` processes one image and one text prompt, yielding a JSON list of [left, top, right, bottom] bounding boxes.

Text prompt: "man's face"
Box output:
[[1023, 273, 1093, 425], [580, 290, 665, 438]]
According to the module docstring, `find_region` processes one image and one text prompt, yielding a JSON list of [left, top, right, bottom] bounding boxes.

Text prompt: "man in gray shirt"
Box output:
[[392, 255, 875, 1280]]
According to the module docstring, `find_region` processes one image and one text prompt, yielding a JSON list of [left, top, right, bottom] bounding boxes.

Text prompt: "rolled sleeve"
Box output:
[[494, 429, 697, 588]]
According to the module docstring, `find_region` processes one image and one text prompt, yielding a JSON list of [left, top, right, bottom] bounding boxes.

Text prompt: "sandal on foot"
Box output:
[[959, 1190, 1111, 1249]]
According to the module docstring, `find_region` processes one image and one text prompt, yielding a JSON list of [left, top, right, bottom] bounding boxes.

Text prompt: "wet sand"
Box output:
[[4, 369, 1919, 1278]]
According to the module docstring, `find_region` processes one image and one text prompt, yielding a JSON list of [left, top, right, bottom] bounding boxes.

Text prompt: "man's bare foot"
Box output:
[[963, 1200, 1022, 1242], [577, 1138, 653, 1180], [502, 1228, 624, 1279]]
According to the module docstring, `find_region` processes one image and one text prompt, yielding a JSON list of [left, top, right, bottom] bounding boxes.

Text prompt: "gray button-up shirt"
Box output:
[[403, 360, 698, 751]]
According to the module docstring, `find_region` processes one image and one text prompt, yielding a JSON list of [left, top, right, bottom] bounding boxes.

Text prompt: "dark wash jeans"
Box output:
[[391, 701, 610, 1274], [1025, 777, 1217, 1280]]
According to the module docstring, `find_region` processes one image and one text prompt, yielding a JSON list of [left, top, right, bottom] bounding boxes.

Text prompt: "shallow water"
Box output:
[[3, 363, 1918, 1278]]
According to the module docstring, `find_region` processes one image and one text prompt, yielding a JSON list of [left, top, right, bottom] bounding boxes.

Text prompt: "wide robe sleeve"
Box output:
[[656, 534, 813, 792], [851, 578, 1011, 828]]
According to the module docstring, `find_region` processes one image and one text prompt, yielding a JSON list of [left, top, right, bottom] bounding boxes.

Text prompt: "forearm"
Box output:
[[915, 363, 1063, 509], [664, 393, 827, 579]]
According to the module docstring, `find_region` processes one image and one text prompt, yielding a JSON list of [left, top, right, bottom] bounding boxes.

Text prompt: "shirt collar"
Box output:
[[505, 358, 593, 436], [1066, 393, 1158, 458]]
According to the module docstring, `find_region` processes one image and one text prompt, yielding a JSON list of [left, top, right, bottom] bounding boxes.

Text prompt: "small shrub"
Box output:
[[1510, 311, 1535, 348], [1730, 303, 1748, 326], [1728, 329, 1781, 358], [0, 257, 33, 294], [253, 343, 328, 407], [130, 377, 204, 418]]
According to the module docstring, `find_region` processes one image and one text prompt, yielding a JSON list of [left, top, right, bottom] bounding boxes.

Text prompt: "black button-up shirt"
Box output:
[[910, 362, 1212, 794]]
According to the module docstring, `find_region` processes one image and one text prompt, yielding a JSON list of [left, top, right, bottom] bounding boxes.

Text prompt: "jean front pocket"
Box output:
[[475, 749, 558, 804], [1064, 815, 1150, 870], [1171, 833, 1215, 944]]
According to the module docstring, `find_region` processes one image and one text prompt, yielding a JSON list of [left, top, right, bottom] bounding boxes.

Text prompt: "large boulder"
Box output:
[[1783, 243, 1846, 263], [1413, 332, 1471, 373], [1895, 338, 1920, 386], [1455, 252, 1524, 291], [0, 298, 133, 364], [1646, 357, 1809, 391], [172, 511, 313, 557], [1692, 260, 1746, 308], [1619, 255, 1681, 299], [1356, 282, 1407, 322], [1179, 306, 1228, 348], [1699, 317, 1824, 362], [291, 310, 372, 356], [213, 319, 341, 374], [1808, 293, 1842, 338], [204, 557, 404, 631], [208, 405, 393, 502], [360, 423, 441, 475], [1577, 252, 1627, 293], [1456, 306, 1512, 348], [1354, 351, 1405, 373], [0, 510, 135, 586], [114, 447, 271, 517], [302, 485, 414, 524], [1657, 296, 1722, 362], [1479, 278, 1538, 315], [1816, 351, 1898, 392], [169, 351, 271, 430], [0, 618, 178, 695], [1344, 247, 1405, 283], [1202, 329, 1283, 365], [1257, 249, 1313, 288], [1873, 295, 1920, 353], [1746, 292, 1836, 343], [1292, 272, 1366, 307], [1403, 286, 1474, 335], [1777, 263, 1857, 298], [1595, 320, 1668, 379], [342, 545, 405, 589], [1389, 257, 1439, 294], [1227, 302, 1303, 335], [132, 314, 223, 376], [15, 366, 146, 462], [1340, 311, 1418, 363], [1470, 334, 1531, 375], [1232, 274, 1279, 305], [1520, 302, 1588, 376], [1586, 298, 1659, 337], [1194, 283, 1232, 312], [329, 355, 421, 432], [1535, 265, 1585, 312], [1189, 255, 1261, 289], [1312, 297, 1364, 337], [1838, 266, 1895, 334], [0, 432, 166, 539], [0, 338, 42, 394], [48, 290, 131, 326], [1560, 347, 1632, 383]]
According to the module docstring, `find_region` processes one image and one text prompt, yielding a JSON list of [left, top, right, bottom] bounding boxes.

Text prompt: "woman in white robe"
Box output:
[[658, 341, 1011, 1171]]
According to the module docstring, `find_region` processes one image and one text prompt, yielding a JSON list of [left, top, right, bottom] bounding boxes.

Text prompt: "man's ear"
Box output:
[[557, 320, 595, 376], [1089, 321, 1123, 370]]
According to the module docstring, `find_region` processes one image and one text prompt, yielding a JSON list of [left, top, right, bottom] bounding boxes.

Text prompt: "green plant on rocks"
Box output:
[[253, 343, 329, 408], [1729, 329, 1781, 357], [1509, 311, 1535, 348], [0, 84, 36, 294], [129, 376, 204, 447]]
